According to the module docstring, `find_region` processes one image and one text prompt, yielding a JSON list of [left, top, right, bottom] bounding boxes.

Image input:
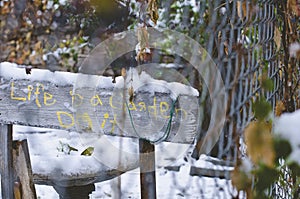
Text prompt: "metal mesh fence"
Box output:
[[146, 0, 295, 198]]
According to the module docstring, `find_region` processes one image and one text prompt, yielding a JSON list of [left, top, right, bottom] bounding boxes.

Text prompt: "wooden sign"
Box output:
[[0, 64, 199, 143]]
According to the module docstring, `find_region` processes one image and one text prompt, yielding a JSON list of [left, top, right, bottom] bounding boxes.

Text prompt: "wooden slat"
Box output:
[[13, 140, 37, 199], [32, 169, 124, 187], [189, 166, 232, 180], [0, 124, 14, 199]]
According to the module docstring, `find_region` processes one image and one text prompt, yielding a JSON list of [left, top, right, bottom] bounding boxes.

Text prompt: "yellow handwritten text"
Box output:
[[101, 113, 110, 128], [160, 101, 170, 119], [10, 82, 26, 101], [70, 90, 83, 107], [44, 92, 57, 106], [56, 111, 75, 129], [148, 97, 157, 119], [34, 83, 44, 108], [138, 102, 146, 111], [27, 85, 33, 101], [90, 95, 103, 106], [76, 113, 93, 130], [10, 82, 56, 107]]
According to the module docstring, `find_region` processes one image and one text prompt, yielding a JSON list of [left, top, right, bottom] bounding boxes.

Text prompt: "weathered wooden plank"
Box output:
[[189, 166, 232, 180], [0, 124, 14, 199], [12, 140, 37, 199], [0, 66, 199, 143], [32, 169, 124, 187]]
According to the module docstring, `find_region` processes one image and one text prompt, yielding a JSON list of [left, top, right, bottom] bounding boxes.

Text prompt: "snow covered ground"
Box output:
[[35, 167, 235, 199], [5, 109, 300, 198], [6, 125, 236, 199]]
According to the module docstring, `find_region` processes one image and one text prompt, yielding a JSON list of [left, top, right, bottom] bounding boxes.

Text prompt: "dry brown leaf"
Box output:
[[275, 101, 286, 116], [16, 50, 30, 65], [8, 50, 16, 61], [25, 32, 32, 43], [287, 0, 298, 16], [237, 1, 248, 19], [128, 86, 134, 103], [231, 168, 252, 197], [223, 41, 229, 56], [274, 27, 281, 52], [14, 181, 22, 199], [237, 1, 257, 21], [121, 67, 126, 78], [34, 41, 44, 55], [136, 27, 152, 62], [137, 27, 149, 51], [34, 41, 42, 51], [33, 0, 42, 7], [0, 1, 10, 15], [147, 0, 159, 24], [245, 121, 275, 167]]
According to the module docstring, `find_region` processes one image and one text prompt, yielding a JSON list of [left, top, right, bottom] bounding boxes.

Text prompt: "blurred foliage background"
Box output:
[[0, 0, 131, 72]]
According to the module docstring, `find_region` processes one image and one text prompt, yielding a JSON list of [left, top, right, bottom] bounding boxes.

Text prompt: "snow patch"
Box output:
[[1, 62, 198, 100], [115, 68, 198, 100], [274, 109, 300, 164]]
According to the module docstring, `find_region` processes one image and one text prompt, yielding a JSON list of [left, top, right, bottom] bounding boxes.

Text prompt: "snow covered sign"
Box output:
[[0, 63, 199, 144]]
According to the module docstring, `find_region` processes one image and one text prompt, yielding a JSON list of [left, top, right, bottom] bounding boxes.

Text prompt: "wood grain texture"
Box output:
[[0, 124, 14, 199], [189, 166, 232, 180], [0, 72, 200, 143], [13, 140, 37, 199]]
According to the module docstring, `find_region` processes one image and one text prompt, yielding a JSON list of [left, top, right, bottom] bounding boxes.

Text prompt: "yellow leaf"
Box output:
[[81, 147, 94, 156], [245, 121, 275, 167]]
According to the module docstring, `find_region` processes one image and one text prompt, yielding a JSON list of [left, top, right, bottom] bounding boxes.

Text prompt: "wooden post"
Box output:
[[139, 139, 156, 199], [0, 124, 14, 199]]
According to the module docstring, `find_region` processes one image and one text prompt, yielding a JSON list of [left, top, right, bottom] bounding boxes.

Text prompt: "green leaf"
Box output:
[[288, 162, 300, 179], [254, 193, 269, 199], [262, 79, 274, 91], [255, 164, 279, 193], [81, 147, 94, 156], [73, 53, 78, 61], [274, 138, 292, 160], [68, 145, 79, 153], [253, 98, 272, 120]]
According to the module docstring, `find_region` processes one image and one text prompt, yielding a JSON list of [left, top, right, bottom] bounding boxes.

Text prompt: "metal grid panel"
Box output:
[[157, 0, 285, 198]]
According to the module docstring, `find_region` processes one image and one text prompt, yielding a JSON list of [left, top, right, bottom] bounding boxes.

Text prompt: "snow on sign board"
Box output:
[[0, 62, 199, 144]]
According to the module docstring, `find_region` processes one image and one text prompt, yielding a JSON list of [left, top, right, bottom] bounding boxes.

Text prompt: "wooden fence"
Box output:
[[0, 64, 200, 198]]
